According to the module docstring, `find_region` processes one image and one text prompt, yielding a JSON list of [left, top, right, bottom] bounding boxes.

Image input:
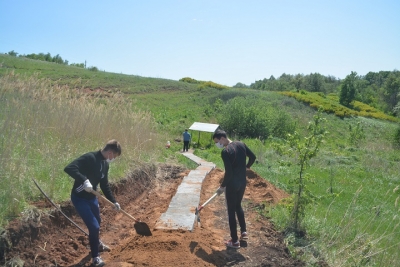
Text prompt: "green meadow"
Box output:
[[1, 54, 399, 266]]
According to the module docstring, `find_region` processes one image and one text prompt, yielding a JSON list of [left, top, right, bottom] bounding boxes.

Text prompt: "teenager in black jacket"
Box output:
[[64, 139, 122, 267], [213, 130, 256, 249]]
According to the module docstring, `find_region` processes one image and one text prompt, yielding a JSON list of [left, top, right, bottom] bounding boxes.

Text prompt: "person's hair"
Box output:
[[103, 139, 122, 155], [185, 129, 188, 131], [213, 130, 227, 139]]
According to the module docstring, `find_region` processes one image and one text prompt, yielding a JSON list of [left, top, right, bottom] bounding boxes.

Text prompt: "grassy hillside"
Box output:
[[1, 54, 400, 266], [0, 53, 197, 93]]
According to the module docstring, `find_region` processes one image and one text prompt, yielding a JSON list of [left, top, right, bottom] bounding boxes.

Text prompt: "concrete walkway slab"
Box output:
[[154, 152, 215, 231]]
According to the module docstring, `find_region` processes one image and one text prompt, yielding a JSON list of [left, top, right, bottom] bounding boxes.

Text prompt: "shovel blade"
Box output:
[[194, 207, 201, 227], [134, 222, 152, 236]]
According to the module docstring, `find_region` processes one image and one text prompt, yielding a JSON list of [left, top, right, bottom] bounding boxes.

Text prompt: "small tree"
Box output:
[[278, 107, 327, 233], [7, 50, 18, 56], [349, 121, 366, 147]]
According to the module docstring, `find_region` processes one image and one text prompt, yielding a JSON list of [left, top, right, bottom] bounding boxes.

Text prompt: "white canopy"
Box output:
[[188, 122, 220, 133]]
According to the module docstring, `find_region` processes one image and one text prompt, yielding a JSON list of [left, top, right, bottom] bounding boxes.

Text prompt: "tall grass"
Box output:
[[255, 115, 400, 266], [316, 186, 400, 266], [0, 71, 158, 226]]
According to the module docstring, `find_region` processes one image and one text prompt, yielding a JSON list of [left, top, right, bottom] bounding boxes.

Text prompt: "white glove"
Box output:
[[83, 180, 93, 192], [216, 187, 225, 196], [113, 202, 121, 211]]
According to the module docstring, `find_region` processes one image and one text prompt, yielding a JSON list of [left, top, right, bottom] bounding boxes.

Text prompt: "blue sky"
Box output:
[[1, 1, 399, 86]]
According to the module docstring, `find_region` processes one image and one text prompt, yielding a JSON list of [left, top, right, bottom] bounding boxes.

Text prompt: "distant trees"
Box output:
[[7, 50, 18, 56], [87, 66, 99, 72], [339, 71, 357, 107], [250, 70, 400, 117], [382, 72, 400, 113], [305, 73, 324, 92], [251, 73, 341, 94], [5, 50, 87, 69], [232, 82, 249, 88], [24, 52, 69, 65], [70, 63, 85, 68]]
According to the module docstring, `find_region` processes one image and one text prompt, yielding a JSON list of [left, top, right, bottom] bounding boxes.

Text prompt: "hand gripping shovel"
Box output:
[[195, 192, 218, 227], [91, 190, 152, 236]]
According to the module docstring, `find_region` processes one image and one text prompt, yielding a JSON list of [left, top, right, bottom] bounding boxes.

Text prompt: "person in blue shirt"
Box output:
[[213, 130, 256, 249], [64, 139, 122, 267], [182, 129, 191, 152]]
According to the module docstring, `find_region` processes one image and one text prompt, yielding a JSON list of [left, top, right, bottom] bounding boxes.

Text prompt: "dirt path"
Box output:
[[1, 164, 304, 267]]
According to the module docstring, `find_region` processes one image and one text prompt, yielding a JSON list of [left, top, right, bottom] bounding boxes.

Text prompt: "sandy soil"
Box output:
[[1, 164, 304, 267]]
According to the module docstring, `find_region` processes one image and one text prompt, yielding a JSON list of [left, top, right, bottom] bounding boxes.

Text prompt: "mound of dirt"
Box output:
[[1, 164, 304, 267]]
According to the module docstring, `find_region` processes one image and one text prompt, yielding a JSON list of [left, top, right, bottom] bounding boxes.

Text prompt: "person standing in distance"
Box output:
[[64, 139, 122, 267], [182, 129, 191, 152], [213, 130, 256, 249]]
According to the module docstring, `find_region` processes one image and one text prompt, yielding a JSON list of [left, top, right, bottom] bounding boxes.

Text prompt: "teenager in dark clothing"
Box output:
[[64, 139, 122, 267], [213, 130, 256, 249]]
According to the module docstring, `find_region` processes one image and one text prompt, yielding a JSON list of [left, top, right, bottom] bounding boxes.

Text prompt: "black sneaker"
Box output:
[[98, 242, 111, 252], [92, 257, 105, 267]]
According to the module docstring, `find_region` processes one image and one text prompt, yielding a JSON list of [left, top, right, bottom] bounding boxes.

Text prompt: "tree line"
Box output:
[[5, 50, 99, 71], [244, 71, 400, 116]]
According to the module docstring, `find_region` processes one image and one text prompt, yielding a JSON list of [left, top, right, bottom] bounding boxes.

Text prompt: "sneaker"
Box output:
[[240, 232, 249, 240], [92, 257, 105, 267], [98, 242, 111, 252], [225, 239, 240, 249]]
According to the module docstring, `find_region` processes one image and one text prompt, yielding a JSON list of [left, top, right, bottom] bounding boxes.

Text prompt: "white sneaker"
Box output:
[[98, 242, 111, 252], [225, 239, 240, 249], [240, 232, 249, 240], [93, 257, 105, 267]]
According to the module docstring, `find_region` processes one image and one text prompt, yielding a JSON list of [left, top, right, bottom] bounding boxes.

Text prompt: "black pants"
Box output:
[[183, 141, 189, 151], [225, 184, 246, 242]]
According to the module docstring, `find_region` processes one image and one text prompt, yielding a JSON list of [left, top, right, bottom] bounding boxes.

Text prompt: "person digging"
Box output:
[[64, 139, 122, 267], [213, 130, 256, 249]]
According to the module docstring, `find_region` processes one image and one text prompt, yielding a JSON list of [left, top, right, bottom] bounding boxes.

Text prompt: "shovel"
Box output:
[[91, 190, 152, 236], [195, 192, 218, 227]]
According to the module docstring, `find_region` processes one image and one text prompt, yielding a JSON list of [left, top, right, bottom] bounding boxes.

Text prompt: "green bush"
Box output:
[[198, 81, 229, 90], [179, 77, 200, 84], [179, 77, 228, 90], [87, 66, 98, 71], [217, 96, 296, 139]]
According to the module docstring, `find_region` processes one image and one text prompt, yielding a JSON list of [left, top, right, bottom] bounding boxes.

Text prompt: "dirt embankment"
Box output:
[[1, 164, 304, 267]]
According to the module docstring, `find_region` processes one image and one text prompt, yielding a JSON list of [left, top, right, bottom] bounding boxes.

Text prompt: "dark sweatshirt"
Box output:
[[64, 150, 116, 203], [220, 141, 256, 189]]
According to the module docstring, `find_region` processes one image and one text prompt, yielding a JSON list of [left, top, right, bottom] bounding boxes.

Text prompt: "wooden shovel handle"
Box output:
[[91, 190, 139, 222], [198, 193, 218, 212]]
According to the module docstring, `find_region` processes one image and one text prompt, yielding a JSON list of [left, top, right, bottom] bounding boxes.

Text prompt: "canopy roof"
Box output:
[[188, 122, 219, 133]]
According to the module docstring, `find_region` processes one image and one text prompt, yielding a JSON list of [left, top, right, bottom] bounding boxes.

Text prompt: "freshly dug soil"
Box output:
[[1, 164, 304, 267]]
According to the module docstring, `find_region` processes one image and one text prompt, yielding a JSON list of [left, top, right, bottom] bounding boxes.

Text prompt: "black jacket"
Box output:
[[221, 141, 256, 189], [64, 150, 116, 203]]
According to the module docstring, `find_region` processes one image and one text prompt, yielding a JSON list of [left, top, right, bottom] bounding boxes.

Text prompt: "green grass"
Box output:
[[195, 110, 400, 266], [1, 54, 400, 266], [0, 53, 197, 93]]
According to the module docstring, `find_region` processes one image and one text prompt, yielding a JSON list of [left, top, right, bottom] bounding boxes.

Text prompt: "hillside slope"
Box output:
[[0, 54, 198, 93]]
